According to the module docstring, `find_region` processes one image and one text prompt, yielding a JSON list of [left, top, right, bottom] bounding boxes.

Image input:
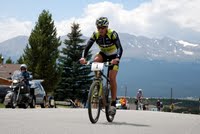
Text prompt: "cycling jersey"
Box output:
[[83, 29, 123, 59]]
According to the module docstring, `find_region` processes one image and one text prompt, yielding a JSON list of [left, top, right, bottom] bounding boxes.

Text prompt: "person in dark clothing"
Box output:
[[20, 64, 30, 85], [20, 64, 30, 93], [157, 100, 161, 111]]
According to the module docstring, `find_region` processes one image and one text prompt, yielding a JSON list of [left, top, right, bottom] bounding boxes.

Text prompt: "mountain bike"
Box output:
[[87, 61, 115, 124]]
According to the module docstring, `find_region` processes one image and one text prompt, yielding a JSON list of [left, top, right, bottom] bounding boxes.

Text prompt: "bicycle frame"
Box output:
[[93, 65, 110, 102], [87, 61, 114, 123]]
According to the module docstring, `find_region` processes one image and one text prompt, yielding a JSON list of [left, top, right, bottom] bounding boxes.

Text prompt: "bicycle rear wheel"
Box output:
[[105, 84, 115, 122], [88, 81, 101, 124]]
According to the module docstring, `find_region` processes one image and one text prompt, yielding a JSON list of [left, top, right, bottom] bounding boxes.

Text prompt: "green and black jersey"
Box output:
[[83, 29, 123, 59]]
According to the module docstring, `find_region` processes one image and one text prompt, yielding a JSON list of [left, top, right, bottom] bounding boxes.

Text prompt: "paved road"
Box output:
[[0, 108, 199, 134]]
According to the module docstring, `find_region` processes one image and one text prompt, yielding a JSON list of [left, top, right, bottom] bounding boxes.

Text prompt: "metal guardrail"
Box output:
[[55, 100, 76, 107], [55, 101, 73, 106]]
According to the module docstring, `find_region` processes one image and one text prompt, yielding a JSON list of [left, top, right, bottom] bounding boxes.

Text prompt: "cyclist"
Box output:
[[80, 17, 123, 115], [137, 89, 143, 101], [136, 89, 143, 110]]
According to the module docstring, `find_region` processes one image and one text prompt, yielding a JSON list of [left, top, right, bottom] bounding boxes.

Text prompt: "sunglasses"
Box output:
[[21, 67, 26, 70], [97, 26, 107, 30]]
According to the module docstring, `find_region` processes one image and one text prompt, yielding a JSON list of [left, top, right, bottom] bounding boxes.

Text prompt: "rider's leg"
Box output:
[[94, 54, 103, 81], [109, 67, 118, 106]]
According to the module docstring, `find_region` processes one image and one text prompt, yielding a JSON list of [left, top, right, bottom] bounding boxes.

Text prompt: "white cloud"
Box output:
[[55, 0, 200, 42], [0, 18, 33, 42], [55, 19, 75, 36], [1, 0, 200, 42]]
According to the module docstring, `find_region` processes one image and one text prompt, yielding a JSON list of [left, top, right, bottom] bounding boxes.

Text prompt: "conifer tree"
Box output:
[[55, 23, 92, 101], [23, 10, 61, 93]]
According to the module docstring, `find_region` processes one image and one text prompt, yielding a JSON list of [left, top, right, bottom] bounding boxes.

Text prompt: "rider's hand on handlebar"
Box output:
[[79, 58, 87, 65], [111, 58, 120, 65]]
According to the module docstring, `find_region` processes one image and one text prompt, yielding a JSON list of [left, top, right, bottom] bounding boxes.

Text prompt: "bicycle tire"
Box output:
[[88, 81, 101, 124], [105, 84, 114, 122]]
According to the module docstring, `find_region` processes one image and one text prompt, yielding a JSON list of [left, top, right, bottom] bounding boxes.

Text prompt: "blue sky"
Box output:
[[0, 0, 200, 43], [1, 0, 149, 21]]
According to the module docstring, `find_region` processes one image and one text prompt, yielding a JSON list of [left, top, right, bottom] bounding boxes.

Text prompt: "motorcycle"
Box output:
[[4, 70, 34, 108]]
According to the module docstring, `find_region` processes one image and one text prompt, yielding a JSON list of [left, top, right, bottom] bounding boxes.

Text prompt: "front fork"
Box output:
[[99, 81, 109, 108], [94, 71, 108, 108], [13, 87, 20, 104]]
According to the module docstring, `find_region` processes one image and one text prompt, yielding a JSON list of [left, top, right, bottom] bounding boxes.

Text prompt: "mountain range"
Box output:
[[1, 33, 200, 62], [0, 34, 200, 98]]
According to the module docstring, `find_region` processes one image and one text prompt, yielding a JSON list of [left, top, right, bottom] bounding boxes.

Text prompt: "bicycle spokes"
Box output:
[[87, 62, 115, 123], [88, 82, 101, 123], [91, 89, 99, 108]]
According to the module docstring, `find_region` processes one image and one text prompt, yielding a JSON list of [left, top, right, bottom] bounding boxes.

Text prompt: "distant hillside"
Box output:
[[1, 33, 200, 62], [0, 36, 29, 61], [0, 35, 200, 97]]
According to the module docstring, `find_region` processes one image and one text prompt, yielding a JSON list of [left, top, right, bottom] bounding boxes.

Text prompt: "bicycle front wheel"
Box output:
[[88, 81, 101, 124]]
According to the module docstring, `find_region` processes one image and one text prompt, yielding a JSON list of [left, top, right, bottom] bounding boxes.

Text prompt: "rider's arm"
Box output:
[[112, 31, 123, 59], [82, 32, 96, 58], [23, 72, 30, 81], [26, 72, 30, 80]]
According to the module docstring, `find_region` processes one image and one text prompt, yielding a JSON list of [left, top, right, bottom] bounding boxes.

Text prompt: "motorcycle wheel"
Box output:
[[18, 103, 28, 109], [18, 104, 23, 108], [24, 103, 29, 109], [11, 93, 17, 109]]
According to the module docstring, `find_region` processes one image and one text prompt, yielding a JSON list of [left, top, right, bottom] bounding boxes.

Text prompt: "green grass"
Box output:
[[0, 103, 5, 108]]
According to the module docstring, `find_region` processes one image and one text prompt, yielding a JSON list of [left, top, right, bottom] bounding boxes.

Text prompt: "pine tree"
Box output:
[[5, 57, 13, 64], [23, 10, 61, 94], [0, 54, 3, 64], [54, 23, 92, 101], [17, 55, 24, 64]]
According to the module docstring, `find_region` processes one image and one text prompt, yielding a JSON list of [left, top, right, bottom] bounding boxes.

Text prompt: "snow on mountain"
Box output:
[[0, 33, 200, 63], [182, 50, 194, 55], [177, 40, 199, 47], [1, 34, 200, 97], [120, 36, 200, 62]]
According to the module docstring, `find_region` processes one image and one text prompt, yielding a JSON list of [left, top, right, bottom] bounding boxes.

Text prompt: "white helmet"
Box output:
[[20, 64, 27, 70], [138, 89, 142, 92]]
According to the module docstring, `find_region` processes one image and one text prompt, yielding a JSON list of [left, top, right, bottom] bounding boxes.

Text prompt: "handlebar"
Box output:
[[86, 61, 113, 67]]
